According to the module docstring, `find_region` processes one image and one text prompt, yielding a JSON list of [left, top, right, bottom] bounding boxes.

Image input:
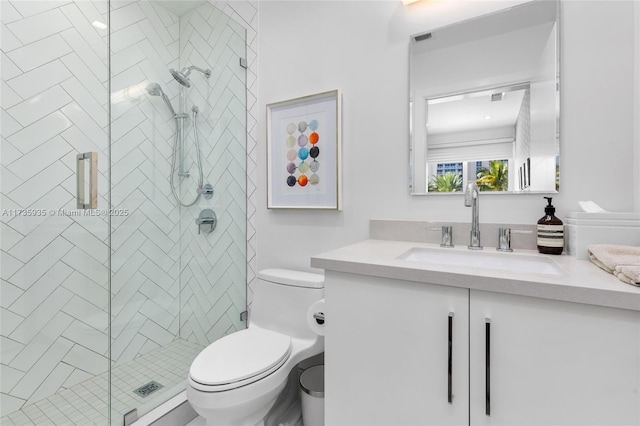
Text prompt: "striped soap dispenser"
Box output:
[[537, 197, 564, 255]]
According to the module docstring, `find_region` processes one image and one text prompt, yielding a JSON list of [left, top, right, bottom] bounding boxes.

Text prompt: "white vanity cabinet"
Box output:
[[325, 271, 640, 426], [469, 289, 640, 426], [325, 271, 470, 426]]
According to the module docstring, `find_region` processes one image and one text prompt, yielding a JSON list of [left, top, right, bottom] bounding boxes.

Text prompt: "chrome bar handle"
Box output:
[[485, 318, 491, 416], [448, 312, 454, 403], [76, 152, 97, 209]]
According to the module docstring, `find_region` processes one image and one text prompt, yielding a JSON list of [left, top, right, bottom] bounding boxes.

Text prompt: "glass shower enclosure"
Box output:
[[1, 1, 247, 424]]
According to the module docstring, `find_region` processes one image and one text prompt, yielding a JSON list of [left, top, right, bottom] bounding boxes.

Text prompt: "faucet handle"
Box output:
[[427, 226, 454, 248], [496, 227, 513, 252], [440, 226, 454, 248]]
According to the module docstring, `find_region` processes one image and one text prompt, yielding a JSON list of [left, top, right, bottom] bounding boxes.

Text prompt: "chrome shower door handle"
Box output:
[[77, 152, 98, 209]]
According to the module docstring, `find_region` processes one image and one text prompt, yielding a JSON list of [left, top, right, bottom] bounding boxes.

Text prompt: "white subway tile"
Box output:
[[1, 23, 22, 53], [7, 135, 72, 182], [110, 23, 145, 54], [0, 307, 23, 337], [61, 368, 92, 389], [8, 262, 72, 318], [9, 1, 72, 19], [61, 272, 108, 310], [24, 363, 73, 407], [61, 320, 108, 355], [61, 247, 108, 287], [7, 60, 72, 100], [61, 296, 107, 333], [138, 318, 173, 346], [12, 339, 73, 399], [60, 103, 107, 145], [61, 223, 108, 265], [7, 85, 72, 128], [1, 52, 22, 81], [62, 343, 107, 376], [60, 53, 107, 101], [58, 3, 106, 60], [138, 1, 175, 47], [7, 110, 72, 154], [7, 236, 72, 291], [1, 1, 22, 24], [1, 109, 22, 138], [0, 81, 22, 113], [59, 124, 103, 156], [8, 161, 73, 208], [0, 364, 24, 394], [6, 8, 71, 46], [59, 28, 107, 83], [8, 288, 73, 345], [6, 34, 73, 73]]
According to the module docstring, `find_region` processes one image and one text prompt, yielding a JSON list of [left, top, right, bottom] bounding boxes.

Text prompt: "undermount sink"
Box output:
[[397, 247, 563, 276]]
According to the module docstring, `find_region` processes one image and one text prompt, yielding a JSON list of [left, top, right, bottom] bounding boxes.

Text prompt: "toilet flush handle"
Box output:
[[313, 312, 325, 325]]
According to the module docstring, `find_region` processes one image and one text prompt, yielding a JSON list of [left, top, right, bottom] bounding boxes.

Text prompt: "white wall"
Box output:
[[257, 0, 638, 273]]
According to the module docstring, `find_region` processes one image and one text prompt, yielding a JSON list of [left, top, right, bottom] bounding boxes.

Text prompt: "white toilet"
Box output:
[[187, 269, 325, 426]]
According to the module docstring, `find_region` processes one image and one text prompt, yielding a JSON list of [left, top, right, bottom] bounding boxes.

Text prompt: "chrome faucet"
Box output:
[[464, 182, 482, 250]]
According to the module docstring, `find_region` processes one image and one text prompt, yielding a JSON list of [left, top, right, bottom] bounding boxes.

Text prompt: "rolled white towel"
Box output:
[[614, 265, 640, 287], [587, 244, 640, 273]]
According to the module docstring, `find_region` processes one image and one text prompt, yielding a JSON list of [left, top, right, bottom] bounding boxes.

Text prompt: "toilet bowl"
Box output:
[[187, 269, 324, 426]]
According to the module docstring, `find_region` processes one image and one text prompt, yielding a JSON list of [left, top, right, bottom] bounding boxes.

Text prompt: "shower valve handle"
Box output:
[[196, 209, 217, 235]]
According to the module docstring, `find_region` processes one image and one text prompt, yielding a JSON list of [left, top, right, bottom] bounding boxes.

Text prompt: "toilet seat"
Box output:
[[189, 328, 292, 392]]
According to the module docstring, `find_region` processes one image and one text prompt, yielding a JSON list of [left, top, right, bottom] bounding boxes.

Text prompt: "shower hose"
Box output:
[[170, 106, 205, 207]]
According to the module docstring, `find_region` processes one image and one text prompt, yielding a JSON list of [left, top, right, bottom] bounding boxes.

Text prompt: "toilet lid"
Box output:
[[189, 328, 292, 386]]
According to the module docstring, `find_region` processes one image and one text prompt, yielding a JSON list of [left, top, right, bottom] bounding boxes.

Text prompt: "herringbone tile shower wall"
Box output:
[[1, 0, 111, 416], [177, 3, 247, 346], [0, 0, 257, 417]]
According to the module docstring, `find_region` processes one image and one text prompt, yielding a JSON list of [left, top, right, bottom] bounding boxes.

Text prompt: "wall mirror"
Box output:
[[409, 0, 559, 195]]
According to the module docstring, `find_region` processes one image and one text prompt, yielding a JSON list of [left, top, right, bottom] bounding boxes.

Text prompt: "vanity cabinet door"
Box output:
[[469, 290, 640, 426], [325, 271, 469, 426]]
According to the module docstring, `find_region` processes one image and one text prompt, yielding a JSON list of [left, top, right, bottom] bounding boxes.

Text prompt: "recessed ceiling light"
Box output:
[[484, 115, 492, 120]]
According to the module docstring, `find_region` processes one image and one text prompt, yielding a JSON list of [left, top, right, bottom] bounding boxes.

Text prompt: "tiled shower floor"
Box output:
[[1, 339, 204, 426]]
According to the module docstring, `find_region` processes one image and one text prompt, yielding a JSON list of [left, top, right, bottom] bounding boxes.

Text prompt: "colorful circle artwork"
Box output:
[[284, 119, 320, 187], [298, 147, 309, 161]]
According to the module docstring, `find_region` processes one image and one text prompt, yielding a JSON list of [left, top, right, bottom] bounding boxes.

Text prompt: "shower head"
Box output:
[[169, 65, 212, 88], [170, 68, 191, 88], [145, 82, 176, 116], [146, 82, 164, 96]]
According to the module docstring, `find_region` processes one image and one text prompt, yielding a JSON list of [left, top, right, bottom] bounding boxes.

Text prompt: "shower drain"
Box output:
[[133, 381, 163, 398]]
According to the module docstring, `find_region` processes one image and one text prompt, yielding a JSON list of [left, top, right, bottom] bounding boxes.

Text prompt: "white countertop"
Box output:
[[310, 239, 640, 312]]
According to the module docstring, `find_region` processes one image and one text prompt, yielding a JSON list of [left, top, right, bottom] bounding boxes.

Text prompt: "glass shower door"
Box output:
[[1, 0, 111, 424], [109, 0, 247, 423]]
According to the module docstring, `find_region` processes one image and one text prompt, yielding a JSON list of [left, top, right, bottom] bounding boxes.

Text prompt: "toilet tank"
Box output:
[[251, 269, 324, 339]]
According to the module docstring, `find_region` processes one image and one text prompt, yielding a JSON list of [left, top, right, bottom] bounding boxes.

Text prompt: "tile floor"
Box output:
[[1, 339, 203, 426]]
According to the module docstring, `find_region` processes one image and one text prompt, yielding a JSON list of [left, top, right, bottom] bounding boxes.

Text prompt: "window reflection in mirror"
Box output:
[[409, 0, 559, 195]]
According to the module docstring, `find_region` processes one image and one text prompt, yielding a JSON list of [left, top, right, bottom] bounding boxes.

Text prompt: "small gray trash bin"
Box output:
[[300, 365, 324, 426]]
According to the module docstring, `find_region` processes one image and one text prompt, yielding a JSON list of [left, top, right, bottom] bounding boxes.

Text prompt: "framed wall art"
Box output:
[[266, 90, 342, 209]]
